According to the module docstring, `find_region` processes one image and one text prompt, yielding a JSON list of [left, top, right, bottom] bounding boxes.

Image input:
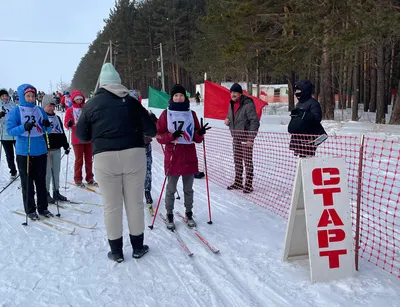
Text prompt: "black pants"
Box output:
[[233, 139, 254, 188], [1, 140, 17, 175], [17, 154, 48, 214]]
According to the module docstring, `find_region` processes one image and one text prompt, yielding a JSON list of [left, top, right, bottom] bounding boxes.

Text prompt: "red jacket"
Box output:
[[156, 109, 203, 176], [64, 90, 88, 145]]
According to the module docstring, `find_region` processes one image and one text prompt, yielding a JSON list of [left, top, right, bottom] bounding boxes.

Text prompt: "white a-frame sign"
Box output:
[[283, 157, 355, 283]]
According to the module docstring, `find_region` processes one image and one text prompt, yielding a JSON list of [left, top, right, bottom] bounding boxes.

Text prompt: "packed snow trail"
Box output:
[[0, 117, 400, 306]]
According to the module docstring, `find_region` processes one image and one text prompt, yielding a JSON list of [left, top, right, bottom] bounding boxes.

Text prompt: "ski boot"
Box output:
[[39, 210, 54, 218], [166, 213, 175, 230], [87, 180, 99, 187], [186, 211, 196, 228], [28, 212, 40, 221], [53, 190, 68, 202]]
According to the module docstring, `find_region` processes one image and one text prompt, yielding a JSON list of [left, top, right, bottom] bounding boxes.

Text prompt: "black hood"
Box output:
[[294, 80, 313, 102]]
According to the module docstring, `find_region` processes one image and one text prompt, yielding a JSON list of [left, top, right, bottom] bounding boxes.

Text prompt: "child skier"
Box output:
[[156, 84, 210, 229], [42, 95, 70, 203], [7, 84, 53, 220], [128, 90, 158, 206], [0, 89, 18, 179], [64, 90, 97, 188]]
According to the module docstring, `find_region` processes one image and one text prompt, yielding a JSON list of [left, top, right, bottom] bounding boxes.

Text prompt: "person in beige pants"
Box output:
[[95, 148, 146, 240], [75, 63, 157, 262]]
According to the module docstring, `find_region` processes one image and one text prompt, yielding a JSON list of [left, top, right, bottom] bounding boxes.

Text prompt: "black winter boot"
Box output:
[[53, 190, 68, 202], [108, 237, 124, 263], [130, 233, 149, 259]]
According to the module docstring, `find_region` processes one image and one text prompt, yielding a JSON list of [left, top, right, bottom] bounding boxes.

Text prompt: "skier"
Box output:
[[64, 90, 97, 188], [42, 95, 70, 204], [0, 89, 18, 179], [156, 84, 210, 229], [288, 80, 327, 157], [61, 91, 72, 111], [128, 90, 158, 206], [76, 63, 157, 262], [7, 84, 54, 220]]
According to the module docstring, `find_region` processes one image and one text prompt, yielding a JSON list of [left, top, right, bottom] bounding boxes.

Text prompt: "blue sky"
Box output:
[[0, 0, 114, 93]]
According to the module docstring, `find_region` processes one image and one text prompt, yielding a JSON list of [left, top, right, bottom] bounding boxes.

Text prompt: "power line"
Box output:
[[0, 39, 90, 45]]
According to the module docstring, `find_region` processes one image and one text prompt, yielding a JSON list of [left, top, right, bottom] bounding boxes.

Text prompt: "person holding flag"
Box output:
[[156, 84, 210, 230], [7, 84, 54, 220]]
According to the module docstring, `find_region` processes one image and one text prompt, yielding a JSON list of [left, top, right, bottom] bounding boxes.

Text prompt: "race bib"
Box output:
[[73, 108, 82, 124], [167, 110, 194, 144], [19, 106, 45, 137], [48, 115, 63, 134]]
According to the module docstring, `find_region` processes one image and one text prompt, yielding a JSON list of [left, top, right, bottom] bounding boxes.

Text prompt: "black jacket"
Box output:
[[76, 87, 157, 155], [288, 80, 325, 135], [43, 114, 69, 151]]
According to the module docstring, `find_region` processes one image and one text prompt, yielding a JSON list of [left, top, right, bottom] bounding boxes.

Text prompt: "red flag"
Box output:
[[204, 81, 267, 120]]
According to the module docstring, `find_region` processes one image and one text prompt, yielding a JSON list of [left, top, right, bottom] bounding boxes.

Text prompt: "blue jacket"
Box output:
[[6, 84, 51, 156]]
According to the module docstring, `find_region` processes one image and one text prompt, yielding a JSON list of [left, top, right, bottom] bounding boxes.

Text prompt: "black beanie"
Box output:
[[170, 84, 186, 99], [230, 83, 243, 94], [0, 89, 8, 97]]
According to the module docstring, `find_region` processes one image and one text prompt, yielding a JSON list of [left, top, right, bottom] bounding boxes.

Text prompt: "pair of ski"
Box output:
[[68, 182, 101, 195], [51, 200, 102, 214], [160, 211, 219, 256], [12, 210, 97, 235]]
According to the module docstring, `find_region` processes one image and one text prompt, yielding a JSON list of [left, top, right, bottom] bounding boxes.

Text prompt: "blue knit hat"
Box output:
[[99, 63, 121, 86]]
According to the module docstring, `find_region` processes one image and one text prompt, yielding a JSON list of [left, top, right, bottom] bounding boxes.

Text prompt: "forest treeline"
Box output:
[[71, 0, 400, 124]]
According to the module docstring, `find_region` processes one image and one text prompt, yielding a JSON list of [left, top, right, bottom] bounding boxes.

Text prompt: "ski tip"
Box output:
[[207, 221, 213, 225], [148, 225, 154, 230]]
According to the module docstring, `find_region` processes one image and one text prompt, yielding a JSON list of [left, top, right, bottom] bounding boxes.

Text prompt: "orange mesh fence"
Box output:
[[153, 128, 400, 277]]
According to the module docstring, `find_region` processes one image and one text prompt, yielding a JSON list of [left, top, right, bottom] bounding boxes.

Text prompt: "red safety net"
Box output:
[[153, 128, 400, 277]]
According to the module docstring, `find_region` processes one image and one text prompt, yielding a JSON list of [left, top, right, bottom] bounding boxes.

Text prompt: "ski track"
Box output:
[[1, 111, 400, 306]]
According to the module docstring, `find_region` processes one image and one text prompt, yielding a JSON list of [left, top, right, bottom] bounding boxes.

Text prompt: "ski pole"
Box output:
[[0, 124, 4, 167], [22, 132, 31, 226], [149, 143, 177, 230], [202, 123, 213, 225], [64, 129, 71, 190], [0, 174, 19, 195], [45, 131, 61, 217]]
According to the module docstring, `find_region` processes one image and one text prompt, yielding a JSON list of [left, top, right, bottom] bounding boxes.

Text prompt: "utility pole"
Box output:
[[155, 43, 166, 92], [94, 45, 110, 93], [109, 40, 113, 63], [159, 43, 165, 92]]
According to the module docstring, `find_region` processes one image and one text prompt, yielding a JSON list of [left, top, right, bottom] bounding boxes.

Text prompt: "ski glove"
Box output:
[[24, 122, 35, 132], [0, 111, 5, 118], [290, 109, 300, 117], [42, 119, 51, 128], [197, 118, 211, 136], [67, 119, 73, 128], [172, 130, 184, 139]]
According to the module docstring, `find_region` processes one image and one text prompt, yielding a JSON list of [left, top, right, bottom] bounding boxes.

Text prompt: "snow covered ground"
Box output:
[[0, 106, 399, 307]]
